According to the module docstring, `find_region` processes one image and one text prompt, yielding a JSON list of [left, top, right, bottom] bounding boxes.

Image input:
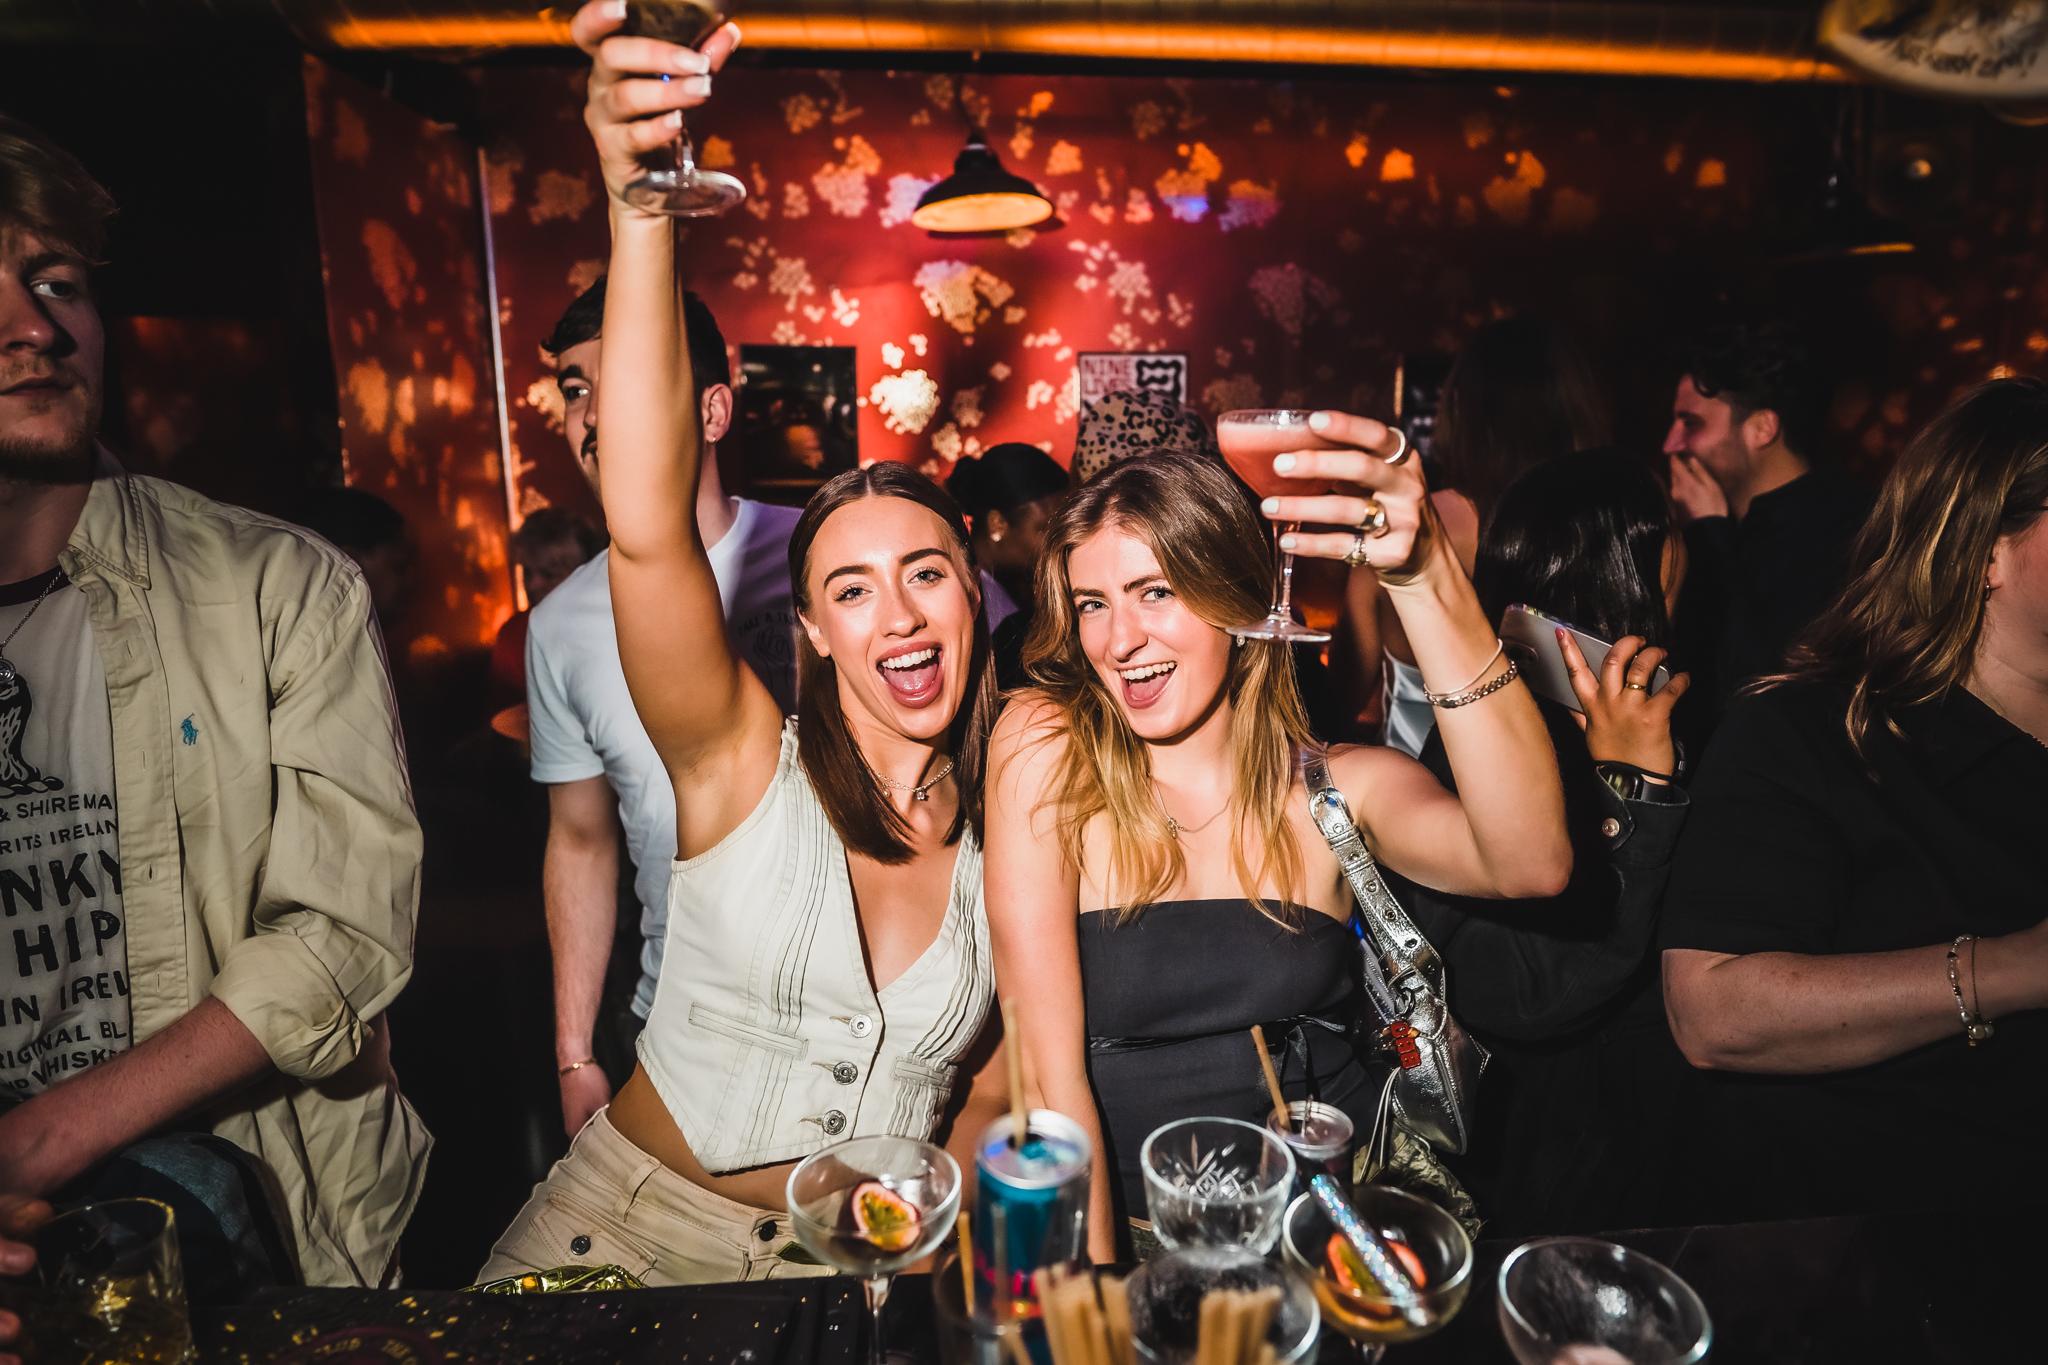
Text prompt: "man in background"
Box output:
[[1663, 322, 1873, 723], [525, 278, 798, 1137]]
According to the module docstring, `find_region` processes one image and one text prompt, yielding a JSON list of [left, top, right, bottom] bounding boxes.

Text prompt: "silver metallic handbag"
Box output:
[[1303, 755, 1489, 1154]]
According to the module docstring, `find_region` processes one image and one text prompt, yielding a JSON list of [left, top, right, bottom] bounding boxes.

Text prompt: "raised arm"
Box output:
[[573, 5, 780, 817], [983, 696, 1118, 1263], [1268, 411, 1570, 897]]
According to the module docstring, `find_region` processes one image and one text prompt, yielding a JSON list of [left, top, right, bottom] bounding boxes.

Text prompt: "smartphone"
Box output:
[[1499, 603, 1670, 713]]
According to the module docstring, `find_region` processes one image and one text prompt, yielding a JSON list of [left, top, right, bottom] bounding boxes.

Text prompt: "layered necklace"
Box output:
[[0, 568, 67, 689]]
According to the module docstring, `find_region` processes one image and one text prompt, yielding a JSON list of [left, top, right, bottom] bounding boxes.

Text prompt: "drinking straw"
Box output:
[[956, 1210, 976, 1318], [1195, 1289, 1224, 1365], [1100, 1275, 1133, 1365], [1249, 1025, 1290, 1131], [1003, 1001, 1029, 1151], [1308, 1173, 1427, 1328]]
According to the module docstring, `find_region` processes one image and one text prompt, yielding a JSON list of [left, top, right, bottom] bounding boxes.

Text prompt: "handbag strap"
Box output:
[[1301, 754, 1446, 1002]]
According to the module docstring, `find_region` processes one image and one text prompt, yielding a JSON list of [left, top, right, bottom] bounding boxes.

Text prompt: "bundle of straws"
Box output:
[[1034, 1263, 1133, 1365], [1190, 1285, 1284, 1365]]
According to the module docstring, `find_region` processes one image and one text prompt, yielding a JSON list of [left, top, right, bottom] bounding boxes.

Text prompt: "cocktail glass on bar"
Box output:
[[1266, 1099, 1355, 1205], [1497, 1236, 1711, 1365], [1280, 1185, 1471, 1361], [787, 1135, 962, 1365], [620, 0, 747, 216], [1, 1198, 196, 1364], [1139, 1116, 1295, 1255], [1217, 408, 1342, 644]]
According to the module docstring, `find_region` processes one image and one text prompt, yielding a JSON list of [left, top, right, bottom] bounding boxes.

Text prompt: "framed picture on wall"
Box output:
[[1078, 351, 1189, 406], [732, 344, 859, 505]]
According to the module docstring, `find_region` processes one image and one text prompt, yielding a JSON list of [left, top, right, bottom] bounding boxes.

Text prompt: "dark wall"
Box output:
[[0, 45, 339, 518]]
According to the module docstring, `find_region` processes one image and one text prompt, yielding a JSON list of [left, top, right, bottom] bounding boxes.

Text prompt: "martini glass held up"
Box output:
[[619, 0, 748, 216]]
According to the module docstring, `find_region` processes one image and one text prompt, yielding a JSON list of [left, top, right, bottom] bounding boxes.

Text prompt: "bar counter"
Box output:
[[197, 1206, 2037, 1362]]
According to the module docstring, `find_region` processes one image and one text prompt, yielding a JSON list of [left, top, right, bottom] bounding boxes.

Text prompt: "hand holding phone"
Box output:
[[1500, 604, 1690, 777]]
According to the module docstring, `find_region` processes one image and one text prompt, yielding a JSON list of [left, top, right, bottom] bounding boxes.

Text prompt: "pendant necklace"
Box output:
[[0, 568, 66, 689], [875, 757, 955, 802], [1159, 793, 1230, 841]]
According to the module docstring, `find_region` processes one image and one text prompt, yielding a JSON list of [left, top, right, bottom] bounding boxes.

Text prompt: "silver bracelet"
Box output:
[[1424, 639, 1519, 709], [1946, 935, 1993, 1046]]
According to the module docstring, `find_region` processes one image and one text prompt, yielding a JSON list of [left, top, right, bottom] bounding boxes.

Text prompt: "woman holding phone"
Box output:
[[1353, 450, 1697, 1234]]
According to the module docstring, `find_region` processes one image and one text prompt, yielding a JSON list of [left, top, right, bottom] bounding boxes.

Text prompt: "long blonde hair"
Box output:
[[1019, 449, 1318, 921], [1766, 377, 2048, 759]]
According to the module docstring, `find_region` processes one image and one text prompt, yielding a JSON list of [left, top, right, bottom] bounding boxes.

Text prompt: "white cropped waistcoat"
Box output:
[[638, 720, 993, 1170]]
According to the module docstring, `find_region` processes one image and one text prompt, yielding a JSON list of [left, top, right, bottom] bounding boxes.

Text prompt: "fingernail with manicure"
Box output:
[[1272, 454, 1296, 473], [1260, 497, 1279, 514], [604, 0, 626, 18], [1308, 411, 1331, 431], [1279, 534, 1299, 551]]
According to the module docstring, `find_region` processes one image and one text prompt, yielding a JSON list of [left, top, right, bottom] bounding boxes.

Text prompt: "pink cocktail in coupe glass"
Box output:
[[1218, 408, 1342, 643]]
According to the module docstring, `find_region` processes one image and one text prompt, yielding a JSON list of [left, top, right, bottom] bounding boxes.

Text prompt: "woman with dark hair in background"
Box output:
[[947, 441, 1069, 689], [482, 10, 1002, 1284], [1662, 378, 2048, 1223], [1347, 317, 1611, 754], [1389, 450, 1696, 1234]]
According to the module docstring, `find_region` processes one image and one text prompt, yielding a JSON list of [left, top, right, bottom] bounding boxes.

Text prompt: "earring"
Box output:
[[990, 530, 1004, 544]]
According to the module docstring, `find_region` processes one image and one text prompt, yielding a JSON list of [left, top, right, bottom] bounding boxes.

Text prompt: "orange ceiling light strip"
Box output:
[[318, 15, 1847, 84]]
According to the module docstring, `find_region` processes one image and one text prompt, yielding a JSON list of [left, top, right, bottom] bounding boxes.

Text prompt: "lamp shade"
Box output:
[[910, 133, 1053, 232]]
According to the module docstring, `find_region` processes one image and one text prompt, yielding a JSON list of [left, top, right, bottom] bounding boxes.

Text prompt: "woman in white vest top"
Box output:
[[482, 10, 999, 1285]]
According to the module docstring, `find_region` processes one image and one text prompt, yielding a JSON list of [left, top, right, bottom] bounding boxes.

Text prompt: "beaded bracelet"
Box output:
[[1946, 935, 1994, 1047]]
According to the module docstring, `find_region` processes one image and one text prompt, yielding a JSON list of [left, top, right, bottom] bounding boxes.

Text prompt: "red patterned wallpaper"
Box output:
[[303, 56, 515, 662], [467, 63, 2044, 527]]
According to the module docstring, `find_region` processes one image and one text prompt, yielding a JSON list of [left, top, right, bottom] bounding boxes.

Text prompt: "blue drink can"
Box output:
[[973, 1108, 1092, 1312]]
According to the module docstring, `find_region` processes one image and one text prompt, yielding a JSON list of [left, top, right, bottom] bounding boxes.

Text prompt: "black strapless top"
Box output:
[[1078, 900, 1374, 1225]]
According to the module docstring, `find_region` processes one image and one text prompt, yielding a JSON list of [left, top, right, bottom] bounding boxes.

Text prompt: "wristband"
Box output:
[[558, 1056, 600, 1076]]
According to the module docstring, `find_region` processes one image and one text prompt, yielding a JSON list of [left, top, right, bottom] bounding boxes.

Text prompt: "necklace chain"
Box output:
[[874, 756, 955, 802], [1159, 792, 1229, 841], [0, 568, 66, 682]]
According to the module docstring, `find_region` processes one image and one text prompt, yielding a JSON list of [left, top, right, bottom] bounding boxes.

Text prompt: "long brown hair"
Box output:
[[1020, 449, 1318, 921], [1768, 377, 2048, 758], [788, 463, 999, 863]]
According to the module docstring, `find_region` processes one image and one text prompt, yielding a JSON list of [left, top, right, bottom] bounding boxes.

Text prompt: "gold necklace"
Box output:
[[1159, 793, 1229, 841]]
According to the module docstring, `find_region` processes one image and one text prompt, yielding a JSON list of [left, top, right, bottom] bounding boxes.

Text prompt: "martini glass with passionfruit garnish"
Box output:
[[788, 1135, 961, 1365], [1279, 1185, 1472, 1361]]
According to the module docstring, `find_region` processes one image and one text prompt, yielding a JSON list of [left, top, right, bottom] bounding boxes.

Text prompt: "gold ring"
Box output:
[[1358, 500, 1389, 537], [1381, 427, 1411, 466], [1623, 681, 1648, 692]]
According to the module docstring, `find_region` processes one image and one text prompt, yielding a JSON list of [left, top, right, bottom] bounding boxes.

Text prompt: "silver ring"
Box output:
[[1381, 427, 1411, 466], [1343, 532, 1374, 568], [1358, 499, 1389, 537]]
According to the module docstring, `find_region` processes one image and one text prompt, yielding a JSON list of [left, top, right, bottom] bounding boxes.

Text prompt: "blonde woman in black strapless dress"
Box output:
[[985, 438, 1572, 1258]]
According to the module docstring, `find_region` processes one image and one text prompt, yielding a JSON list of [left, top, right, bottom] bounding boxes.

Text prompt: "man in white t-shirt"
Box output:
[[526, 279, 801, 1137]]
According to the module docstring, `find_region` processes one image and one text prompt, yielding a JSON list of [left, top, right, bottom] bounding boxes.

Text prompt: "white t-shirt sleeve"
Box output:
[[526, 599, 606, 784]]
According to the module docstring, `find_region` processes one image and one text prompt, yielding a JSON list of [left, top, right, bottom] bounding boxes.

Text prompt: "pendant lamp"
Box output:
[[910, 130, 1054, 233]]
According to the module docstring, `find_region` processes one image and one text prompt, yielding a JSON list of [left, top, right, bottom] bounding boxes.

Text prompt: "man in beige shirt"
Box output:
[[0, 115, 428, 1338]]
